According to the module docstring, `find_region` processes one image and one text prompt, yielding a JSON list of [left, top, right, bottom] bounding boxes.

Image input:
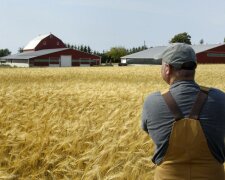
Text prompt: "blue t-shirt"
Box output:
[[142, 80, 225, 165]]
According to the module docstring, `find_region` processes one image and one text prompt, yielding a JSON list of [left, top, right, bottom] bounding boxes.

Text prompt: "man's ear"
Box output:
[[164, 64, 171, 76]]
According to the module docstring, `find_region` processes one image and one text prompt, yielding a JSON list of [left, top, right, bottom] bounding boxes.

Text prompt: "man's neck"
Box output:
[[169, 77, 195, 85]]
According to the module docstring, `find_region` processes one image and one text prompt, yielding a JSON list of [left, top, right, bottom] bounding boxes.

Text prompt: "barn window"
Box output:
[[207, 53, 225, 57], [57, 42, 60, 46], [43, 41, 46, 45]]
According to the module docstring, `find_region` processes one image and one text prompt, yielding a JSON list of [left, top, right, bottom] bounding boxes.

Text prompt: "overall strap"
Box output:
[[162, 92, 184, 121], [189, 88, 209, 120]]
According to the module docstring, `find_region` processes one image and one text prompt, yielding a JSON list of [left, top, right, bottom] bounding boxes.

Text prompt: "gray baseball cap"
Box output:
[[160, 43, 197, 69]]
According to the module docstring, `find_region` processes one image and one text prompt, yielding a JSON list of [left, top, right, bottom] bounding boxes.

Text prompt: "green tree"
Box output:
[[80, 45, 84, 52], [0, 49, 11, 57], [100, 52, 111, 64], [107, 47, 128, 63], [169, 32, 192, 45], [224, 38, 225, 43], [65, 43, 71, 48], [83, 46, 88, 53], [18, 47, 23, 53], [87, 46, 91, 54], [199, 39, 204, 45]]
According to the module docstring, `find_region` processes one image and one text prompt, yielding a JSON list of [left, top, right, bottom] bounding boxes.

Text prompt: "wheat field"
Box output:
[[0, 65, 225, 180]]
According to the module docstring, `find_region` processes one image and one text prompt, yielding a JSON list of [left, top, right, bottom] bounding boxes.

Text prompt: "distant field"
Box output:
[[0, 65, 225, 179]]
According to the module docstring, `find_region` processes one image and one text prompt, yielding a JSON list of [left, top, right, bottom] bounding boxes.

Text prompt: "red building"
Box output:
[[2, 33, 101, 67], [196, 44, 225, 63]]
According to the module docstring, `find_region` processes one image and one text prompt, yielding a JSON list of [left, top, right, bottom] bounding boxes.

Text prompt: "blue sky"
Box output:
[[1, 0, 225, 53]]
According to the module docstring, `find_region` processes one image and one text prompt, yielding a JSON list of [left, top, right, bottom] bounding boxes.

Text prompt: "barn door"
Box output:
[[60, 55, 72, 67]]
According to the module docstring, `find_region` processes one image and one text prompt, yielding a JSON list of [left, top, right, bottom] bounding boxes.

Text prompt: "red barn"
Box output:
[[195, 44, 225, 63], [2, 33, 101, 67]]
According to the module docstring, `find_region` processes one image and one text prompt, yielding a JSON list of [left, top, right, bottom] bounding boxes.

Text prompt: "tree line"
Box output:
[[65, 43, 148, 63], [65, 44, 92, 54]]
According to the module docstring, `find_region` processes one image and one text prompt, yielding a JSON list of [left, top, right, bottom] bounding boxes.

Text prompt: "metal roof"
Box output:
[[121, 46, 166, 59], [121, 44, 224, 59], [191, 44, 222, 53], [23, 34, 50, 50], [1, 48, 69, 60]]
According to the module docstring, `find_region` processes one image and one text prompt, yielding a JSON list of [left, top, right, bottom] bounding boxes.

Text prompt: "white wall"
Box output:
[[5, 62, 29, 67], [49, 64, 60, 67], [121, 58, 127, 63]]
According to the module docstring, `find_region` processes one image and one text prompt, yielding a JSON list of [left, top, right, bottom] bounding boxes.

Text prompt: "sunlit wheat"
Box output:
[[0, 65, 224, 179]]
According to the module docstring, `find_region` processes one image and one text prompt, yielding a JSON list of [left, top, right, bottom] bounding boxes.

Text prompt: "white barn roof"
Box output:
[[23, 34, 50, 50], [1, 48, 68, 60]]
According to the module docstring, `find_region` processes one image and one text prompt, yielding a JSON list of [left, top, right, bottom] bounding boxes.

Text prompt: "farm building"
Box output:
[[121, 44, 225, 65], [1, 33, 101, 67]]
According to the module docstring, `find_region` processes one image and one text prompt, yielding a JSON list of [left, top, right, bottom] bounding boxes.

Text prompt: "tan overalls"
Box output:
[[155, 88, 225, 180]]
